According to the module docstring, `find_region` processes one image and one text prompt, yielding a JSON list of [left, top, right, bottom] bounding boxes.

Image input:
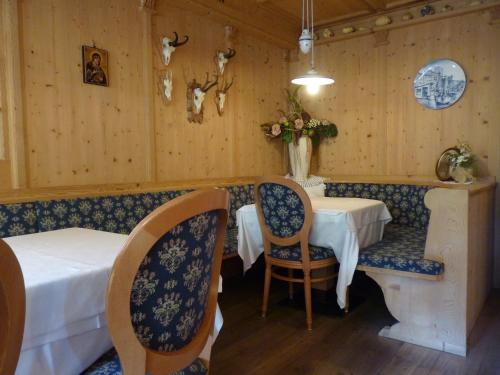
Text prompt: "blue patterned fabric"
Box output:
[[82, 348, 207, 375], [35, 191, 189, 235], [258, 183, 305, 238], [225, 185, 254, 228], [0, 203, 39, 237], [270, 244, 336, 262], [358, 224, 443, 275], [223, 227, 238, 257], [325, 183, 431, 230], [130, 210, 220, 351]]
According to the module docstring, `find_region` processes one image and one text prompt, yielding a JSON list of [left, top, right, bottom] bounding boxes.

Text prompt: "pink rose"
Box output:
[[294, 118, 304, 130], [271, 124, 281, 136], [279, 116, 287, 124]]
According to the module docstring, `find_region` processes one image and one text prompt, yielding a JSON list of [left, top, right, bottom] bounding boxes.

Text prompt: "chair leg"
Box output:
[[288, 269, 294, 300], [304, 272, 313, 331], [262, 264, 272, 318], [344, 285, 350, 314]]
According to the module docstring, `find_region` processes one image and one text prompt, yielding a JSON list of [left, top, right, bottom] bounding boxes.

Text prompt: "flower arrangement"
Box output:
[[448, 142, 475, 169], [261, 87, 337, 146]]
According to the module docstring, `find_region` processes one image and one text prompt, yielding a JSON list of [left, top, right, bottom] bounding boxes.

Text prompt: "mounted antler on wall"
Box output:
[[160, 32, 189, 66], [157, 70, 173, 104], [215, 48, 236, 75], [186, 72, 219, 123], [215, 76, 233, 116]]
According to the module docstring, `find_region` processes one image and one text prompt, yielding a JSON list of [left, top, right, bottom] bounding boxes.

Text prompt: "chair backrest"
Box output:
[[254, 176, 313, 256], [0, 239, 26, 375], [106, 188, 229, 375]]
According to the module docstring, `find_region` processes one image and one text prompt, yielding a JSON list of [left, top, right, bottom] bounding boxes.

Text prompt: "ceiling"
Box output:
[[256, 0, 426, 25], [167, 0, 429, 48]]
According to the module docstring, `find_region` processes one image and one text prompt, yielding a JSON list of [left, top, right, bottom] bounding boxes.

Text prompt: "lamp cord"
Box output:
[[310, 0, 314, 70]]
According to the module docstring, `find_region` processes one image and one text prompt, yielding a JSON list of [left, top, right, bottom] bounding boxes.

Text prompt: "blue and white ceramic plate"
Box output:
[[413, 59, 466, 110]]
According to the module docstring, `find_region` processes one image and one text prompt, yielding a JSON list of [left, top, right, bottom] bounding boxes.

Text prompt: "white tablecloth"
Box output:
[[237, 197, 392, 308], [5, 228, 223, 375]]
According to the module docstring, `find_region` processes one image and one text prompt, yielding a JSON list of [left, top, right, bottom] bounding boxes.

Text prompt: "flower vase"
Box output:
[[450, 166, 474, 184], [288, 136, 312, 181]]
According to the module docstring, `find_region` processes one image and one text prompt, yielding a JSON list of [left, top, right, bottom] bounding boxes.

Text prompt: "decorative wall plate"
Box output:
[[413, 59, 466, 110], [435, 147, 460, 181]]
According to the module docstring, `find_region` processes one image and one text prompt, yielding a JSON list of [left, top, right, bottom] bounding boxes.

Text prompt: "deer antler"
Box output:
[[201, 72, 218, 92], [222, 76, 234, 92]]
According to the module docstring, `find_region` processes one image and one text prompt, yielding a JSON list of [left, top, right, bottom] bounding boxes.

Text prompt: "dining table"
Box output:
[[237, 197, 392, 308], [5, 228, 224, 375]]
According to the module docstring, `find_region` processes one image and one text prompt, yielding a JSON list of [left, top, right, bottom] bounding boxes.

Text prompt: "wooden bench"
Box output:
[[0, 178, 495, 356]]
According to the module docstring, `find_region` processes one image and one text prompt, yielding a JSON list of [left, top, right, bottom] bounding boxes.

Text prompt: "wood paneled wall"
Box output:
[[1, 0, 287, 188], [289, 11, 500, 285], [153, 2, 286, 181]]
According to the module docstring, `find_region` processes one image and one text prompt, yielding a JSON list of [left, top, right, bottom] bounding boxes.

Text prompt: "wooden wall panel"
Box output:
[[152, 3, 287, 181], [20, 0, 151, 187], [289, 11, 500, 285]]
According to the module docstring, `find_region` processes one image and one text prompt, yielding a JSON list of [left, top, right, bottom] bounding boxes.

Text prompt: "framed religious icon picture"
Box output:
[[82, 45, 109, 87]]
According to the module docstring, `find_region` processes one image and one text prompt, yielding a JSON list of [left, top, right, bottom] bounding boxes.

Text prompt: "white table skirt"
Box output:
[[237, 197, 392, 308], [5, 228, 223, 375]]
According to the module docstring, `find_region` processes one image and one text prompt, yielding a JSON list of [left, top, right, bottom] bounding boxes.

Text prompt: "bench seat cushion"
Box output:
[[270, 243, 336, 262], [358, 224, 443, 276], [0, 203, 39, 237]]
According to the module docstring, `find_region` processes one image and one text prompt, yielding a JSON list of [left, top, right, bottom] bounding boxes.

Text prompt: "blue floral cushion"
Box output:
[[0, 203, 39, 237], [358, 224, 443, 275], [270, 244, 336, 262], [223, 227, 238, 257], [258, 183, 305, 238], [35, 192, 185, 235], [130, 210, 220, 351], [225, 185, 254, 229], [326, 183, 431, 230], [82, 348, 207, 375]]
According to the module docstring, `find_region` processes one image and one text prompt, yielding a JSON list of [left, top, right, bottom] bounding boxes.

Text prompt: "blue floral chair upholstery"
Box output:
[[0, 203, 39, 237], [358, 224, 444, 276], [326, 183, 431, 230], [83, 189, 228, 375], [258, 182, 305, 238], [270, 244, 335, 262]]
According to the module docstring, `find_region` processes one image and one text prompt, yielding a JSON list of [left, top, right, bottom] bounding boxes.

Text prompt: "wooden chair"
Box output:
[[255, 176, 342, 330], [83, 188, 229, 375], [0, 239, 26, 375]]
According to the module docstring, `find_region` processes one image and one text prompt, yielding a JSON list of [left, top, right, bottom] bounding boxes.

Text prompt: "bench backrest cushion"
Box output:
[[326, 183, 431, 230], [225, 185, 254, 229], [0, 203, 39, 237], [36, 191, 190, 234]]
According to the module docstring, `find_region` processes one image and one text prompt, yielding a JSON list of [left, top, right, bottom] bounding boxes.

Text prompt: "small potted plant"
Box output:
[[448, 142, 475, 183]]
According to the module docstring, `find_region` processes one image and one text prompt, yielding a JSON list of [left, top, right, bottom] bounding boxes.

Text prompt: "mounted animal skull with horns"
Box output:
[[215, 76, 233, 116], [186, 72, 219, 123], [157, 70, 173, 104], [161, 32, 189, 66], [215, 48, 236, 75]]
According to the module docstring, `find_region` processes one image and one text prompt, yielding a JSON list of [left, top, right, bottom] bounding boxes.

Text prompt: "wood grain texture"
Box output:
[[211, 270, 500, 374], [152, 2, 287, 181]]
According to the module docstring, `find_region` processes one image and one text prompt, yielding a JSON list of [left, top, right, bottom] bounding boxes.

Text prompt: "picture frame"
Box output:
[[82, 45, 109, 87], [413, 59, 466, 110]]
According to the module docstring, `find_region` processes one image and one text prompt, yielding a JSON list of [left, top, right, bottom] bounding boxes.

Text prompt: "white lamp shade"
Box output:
[[291, 69, 335, 86]]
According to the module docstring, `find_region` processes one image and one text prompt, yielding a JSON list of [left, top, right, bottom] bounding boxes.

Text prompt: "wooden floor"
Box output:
[[211, 266, 500, 375]]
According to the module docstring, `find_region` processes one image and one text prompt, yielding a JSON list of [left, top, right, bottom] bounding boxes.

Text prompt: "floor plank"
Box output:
[[211, 268, 500, 375]]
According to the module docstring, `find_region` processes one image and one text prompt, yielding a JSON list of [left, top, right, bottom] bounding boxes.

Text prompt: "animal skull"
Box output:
[[215, 77, 233, 116], [162, 71, 173, 101], [215, 48, 236, 75], [186, 73, 218, 123], [193, 87, 205, 114], [161, 32, 189, 66]]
